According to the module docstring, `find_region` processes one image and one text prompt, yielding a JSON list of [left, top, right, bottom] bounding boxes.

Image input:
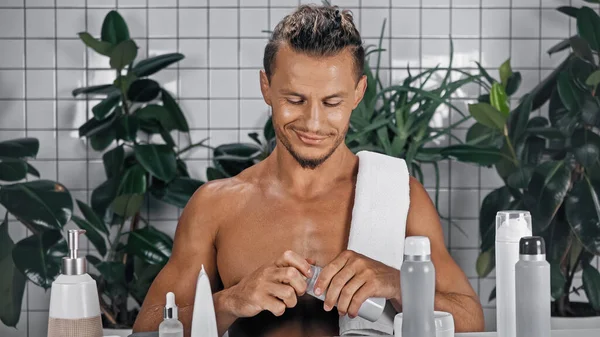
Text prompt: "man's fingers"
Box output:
[[269, 283, 298, 309], [336, 276, 366, 316], [323, 267, 355, 311], [275, 250, 312, 278], [273, 267, 308, 295], [262, 295, 287, 317], [314, 252, 351, 298], [347, 283, 373, 318]]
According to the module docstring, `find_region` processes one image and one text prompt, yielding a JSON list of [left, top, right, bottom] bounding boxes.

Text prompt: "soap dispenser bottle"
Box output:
[[47, 229, 102, 337]]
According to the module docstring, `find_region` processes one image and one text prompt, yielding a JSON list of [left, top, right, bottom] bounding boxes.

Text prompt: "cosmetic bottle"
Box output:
[[400, 236, 436, 337], [305, 265, 386, 322], [159, 292, 184, 337], [515, 236, 550, 337], [47, 229, 102, 337], [496, 211, 532, 337]]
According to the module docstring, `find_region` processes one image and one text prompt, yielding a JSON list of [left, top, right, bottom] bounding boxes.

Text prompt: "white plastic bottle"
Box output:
[[159, 292, 184, 337], [495, 211, 532, 337]]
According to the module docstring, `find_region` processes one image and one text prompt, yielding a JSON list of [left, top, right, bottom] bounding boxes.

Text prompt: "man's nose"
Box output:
[[305, 102, 323, 132]]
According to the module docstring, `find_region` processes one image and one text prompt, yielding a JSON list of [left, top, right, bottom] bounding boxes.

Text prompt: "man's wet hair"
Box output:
[[263, 4, 365, 82]]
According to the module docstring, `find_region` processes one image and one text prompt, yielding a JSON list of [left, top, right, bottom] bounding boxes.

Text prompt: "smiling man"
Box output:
[[132, 4, 484, 337]]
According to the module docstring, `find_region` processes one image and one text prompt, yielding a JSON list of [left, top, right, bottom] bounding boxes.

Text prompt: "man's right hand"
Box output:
[[219, 250, 313, 318]]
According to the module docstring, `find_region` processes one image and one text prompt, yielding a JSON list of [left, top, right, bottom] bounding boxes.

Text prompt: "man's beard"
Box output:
[[275, 125, 348, 170]]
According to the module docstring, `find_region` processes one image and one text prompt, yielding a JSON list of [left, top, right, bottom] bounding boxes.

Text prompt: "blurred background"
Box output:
[[1, 0, 600, 336]]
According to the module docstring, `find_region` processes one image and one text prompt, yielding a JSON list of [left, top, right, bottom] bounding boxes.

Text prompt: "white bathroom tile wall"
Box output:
[[3, 1, 581, 335]]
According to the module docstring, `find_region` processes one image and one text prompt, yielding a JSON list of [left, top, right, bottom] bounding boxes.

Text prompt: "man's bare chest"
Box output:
[[215, 194, 354, 288]]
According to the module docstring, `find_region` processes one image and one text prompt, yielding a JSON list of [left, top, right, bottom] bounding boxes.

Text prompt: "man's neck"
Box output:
[[269, 144, 358, 199]]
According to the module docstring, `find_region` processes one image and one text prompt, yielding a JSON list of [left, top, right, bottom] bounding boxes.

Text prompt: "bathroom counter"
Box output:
[[125, 329, 600, 337]]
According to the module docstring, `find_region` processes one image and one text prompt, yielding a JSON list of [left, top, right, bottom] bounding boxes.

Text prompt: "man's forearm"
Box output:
[[434, 292, 485, 332], [213, 289, 238, 337]]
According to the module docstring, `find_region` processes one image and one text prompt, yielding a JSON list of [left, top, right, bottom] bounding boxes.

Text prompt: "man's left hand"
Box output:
[[313, 250, 401, 318]]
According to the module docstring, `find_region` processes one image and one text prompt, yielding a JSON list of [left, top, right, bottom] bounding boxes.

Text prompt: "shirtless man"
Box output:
[[132, 4, 485, 337]]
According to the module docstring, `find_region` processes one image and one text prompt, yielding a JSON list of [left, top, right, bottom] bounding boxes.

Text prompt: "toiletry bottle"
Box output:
[[159, 292, 184, 337], [400, 236, 436, 337], [305, 265, 386, 322], [495, 211, 532, 337], [515, 236, 550, 337], [191, 265, 219, 337], [47, 229, 102, 337]]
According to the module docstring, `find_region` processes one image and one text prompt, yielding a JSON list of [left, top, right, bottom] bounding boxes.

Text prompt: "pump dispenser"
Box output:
[[47, 229, 102, 337]]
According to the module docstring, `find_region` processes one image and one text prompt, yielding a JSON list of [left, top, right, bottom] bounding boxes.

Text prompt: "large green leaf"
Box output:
[[440, 145, 503, 166], [90, 127, 116, 151], [581, 96, 600, 128], [507, 166, 534, 190], [161, 89, 189, 132], [531, 56, 571, 111], [0, 180, 73, 230], [115, 115, 139, 142], [505, 72, 522, 96], [475, 61, 496, 85], [565, 179, 600, 255], [127, 227, 173, 265], [109, 39, 138, 70], [0, 215, 26, 327], [547, 38, 572, 55], [582, 263, 600, 311], [0, 157, 28, 182], [557, 6, 579, 18], [76, 199, 108, 236], [495, 142, 519, 180], [111, 194, 144, 218], [499, 59, 513, 87], [577, 7, 600, 52], [508, 94, 533, 143], [551, 262, 566, 300], [133, 53, 184, 77], [490, 82, 510, 116], [71, 216, 107, 257], [466, 123, 503, 147], [522, 136, 545, 166], [101, 10, 130, 45], [134, 144, 177, 182], [150, 177, 203, 208], [572, 129, 600, 168], [468, 103, 507, 131], [557, 70, 583, 112], [586, 70, 600, 86], [263, 116, 275, 141], [571, 36, 595, 65], [77, 32, 113, 57], [118, 164, 147, 195], [91, 178, 119, 218], [480, 187, 511, 251], [525, 161, 571, 232], [12, 229, 66, 289], [128, 79, 161, 103], [135, 104, 175, 130], [476, 249, 495, 278], [91, 91, 121, 120], [79, 110, 118, 138], [102, 145, 124, 179], [0, 138, 39, 158], [72, 84, 117, 97]]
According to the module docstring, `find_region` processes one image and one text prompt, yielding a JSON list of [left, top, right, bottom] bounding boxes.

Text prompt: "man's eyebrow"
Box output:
[[278, 89, 346, 100]]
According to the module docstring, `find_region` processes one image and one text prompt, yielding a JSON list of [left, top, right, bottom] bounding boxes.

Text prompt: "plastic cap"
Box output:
[[404, 236, 431, 256], [519, 236, 546, 255], [496, 211, 532, 242]]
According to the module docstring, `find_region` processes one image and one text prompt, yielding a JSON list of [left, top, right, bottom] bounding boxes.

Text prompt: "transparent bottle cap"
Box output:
[[496, 210, 532, 242]]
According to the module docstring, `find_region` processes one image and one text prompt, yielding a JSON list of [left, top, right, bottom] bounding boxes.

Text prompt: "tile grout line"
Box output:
[[23, 1, 30, 335]]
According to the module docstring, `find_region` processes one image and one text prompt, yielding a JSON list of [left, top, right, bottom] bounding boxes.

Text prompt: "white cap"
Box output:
[[404, 236, 431, 256], [164, 292, 178, 320]]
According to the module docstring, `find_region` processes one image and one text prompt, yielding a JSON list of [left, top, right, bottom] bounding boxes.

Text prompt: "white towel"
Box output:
[[338, 150, 411, 336]]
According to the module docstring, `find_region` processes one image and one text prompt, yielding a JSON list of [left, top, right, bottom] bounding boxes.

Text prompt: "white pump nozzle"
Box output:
[[164, 292, 178, 320]]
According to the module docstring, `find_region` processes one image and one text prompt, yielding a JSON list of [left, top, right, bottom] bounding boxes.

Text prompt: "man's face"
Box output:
[[260, 45, 367, 169]]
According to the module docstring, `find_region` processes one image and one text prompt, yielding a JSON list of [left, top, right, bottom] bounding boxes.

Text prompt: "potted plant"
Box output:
[[463, 4, 600, 329], [0, 136, 74, 329], [69, 10, 207, 336]]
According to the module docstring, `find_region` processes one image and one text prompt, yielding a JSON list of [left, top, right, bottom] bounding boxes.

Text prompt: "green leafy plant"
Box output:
[[468, 5, 600, 318], [0, 137, 74, 327], [69, 10, 208, 328]]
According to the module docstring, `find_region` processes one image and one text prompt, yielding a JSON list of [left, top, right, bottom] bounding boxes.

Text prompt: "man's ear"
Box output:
[[353, 74, 367, 109], [260, 70, 272, 106]]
